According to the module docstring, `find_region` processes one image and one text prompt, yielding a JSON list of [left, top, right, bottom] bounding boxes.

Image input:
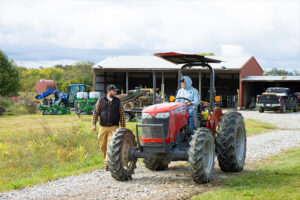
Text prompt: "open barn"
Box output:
[[242, 76, 300, 108], [92, 55, 264, 108]]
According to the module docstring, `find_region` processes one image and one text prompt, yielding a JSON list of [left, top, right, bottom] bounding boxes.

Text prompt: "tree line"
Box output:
[[0, 50, 94, 96]]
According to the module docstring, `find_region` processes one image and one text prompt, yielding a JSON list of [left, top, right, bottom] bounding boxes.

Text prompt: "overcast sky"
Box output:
[[0, 0, 299, 70]]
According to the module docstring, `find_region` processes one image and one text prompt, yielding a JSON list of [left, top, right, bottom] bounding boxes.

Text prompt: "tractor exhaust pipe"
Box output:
[[150, 69, 156, 104], [206, 64, 215, 114]]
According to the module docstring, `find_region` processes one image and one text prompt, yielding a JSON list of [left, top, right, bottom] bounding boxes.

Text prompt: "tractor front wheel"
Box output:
[[107, 128, 137, 181], [188, 128, 215, 183], [216, 112, 246, 172], [143, 158, 169, 171]]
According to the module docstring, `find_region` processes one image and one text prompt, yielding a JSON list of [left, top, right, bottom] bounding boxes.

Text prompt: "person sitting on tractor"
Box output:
[[175, 76, 200, 131]]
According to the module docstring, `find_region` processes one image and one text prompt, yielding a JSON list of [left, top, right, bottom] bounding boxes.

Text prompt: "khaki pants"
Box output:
[[98, 125, 118, 165]]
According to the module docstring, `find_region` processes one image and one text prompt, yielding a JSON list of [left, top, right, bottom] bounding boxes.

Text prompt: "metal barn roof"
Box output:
[[92, 55, 252, 71], [242, 76, 300, 82]]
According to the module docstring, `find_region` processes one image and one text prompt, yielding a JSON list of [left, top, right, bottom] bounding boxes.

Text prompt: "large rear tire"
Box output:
[[188, 128, 215, 183], [143, 158, 169, 171], [107, 128, 137, 181], [216, 112, 246, 172]]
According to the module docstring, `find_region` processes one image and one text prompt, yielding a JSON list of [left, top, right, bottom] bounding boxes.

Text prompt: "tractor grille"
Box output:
[[141, 118, 169, 139]]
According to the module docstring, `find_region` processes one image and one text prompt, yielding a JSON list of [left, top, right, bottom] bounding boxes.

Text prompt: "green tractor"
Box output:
[[38, 100, 70, 115], [36, 84, 88, 115], [75, 92, 101, 115]]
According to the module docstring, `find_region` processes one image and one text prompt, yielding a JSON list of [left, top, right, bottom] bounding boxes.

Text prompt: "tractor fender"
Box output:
[[206, 107, 222, 134]]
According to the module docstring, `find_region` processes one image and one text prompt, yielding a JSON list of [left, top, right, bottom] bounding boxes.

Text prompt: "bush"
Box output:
[[0, 97, 37, 116]]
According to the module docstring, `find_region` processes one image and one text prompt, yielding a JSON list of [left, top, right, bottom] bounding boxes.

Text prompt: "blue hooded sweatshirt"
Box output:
[[175, 76, 200, 111]]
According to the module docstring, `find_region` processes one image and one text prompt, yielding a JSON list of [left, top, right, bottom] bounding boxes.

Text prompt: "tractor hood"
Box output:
[[143, 102, 187, 117]]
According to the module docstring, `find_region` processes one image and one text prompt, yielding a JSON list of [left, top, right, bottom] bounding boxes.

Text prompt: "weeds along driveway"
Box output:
[[1, 112, 300, 200]]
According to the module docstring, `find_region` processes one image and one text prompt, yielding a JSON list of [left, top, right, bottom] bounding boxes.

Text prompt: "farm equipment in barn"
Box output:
[[35, 83, 88, 115], [107, 52, 247, 183], [120, 70, 159, 122]]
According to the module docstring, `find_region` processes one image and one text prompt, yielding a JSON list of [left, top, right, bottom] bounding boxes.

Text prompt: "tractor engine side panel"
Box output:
[[169, 106, 189, 142]]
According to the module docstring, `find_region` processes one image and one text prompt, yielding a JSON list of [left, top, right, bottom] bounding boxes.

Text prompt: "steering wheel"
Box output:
[[174, 97, 192, 103]]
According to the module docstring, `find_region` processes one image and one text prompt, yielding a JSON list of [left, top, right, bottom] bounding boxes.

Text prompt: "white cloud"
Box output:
[[220, 45, 247, 56], [15, 59, 77, 68], [0, 0, 299, 69]]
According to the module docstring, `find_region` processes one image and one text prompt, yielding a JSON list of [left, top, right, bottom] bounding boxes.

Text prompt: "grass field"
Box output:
[[0, 114, 274, 192], [193, 148, 300, 200]]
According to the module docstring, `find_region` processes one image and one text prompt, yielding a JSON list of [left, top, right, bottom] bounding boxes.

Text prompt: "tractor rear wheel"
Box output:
[[107, 128, 137, 181], [143, 158, 169, 171], [216, 112, 246, 172], [188, 128, 215, 183]]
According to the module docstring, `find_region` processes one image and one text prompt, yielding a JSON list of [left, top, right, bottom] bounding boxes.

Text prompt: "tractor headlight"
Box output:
[[155, 112, 170, 119], [142, 112, 152, 119]]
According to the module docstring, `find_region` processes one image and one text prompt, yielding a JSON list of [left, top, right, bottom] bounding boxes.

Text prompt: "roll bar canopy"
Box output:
[[155, 52, 221, 114], [154, 52, 221, 64]]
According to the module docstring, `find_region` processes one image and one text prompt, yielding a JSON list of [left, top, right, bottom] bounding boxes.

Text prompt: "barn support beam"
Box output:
[[161, 72, 165, 97], [126, 72, 129, 94]]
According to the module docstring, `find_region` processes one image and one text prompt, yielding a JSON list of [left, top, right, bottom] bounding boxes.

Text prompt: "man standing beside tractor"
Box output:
[[92, 84, 126, 171], [175, 76, 200, 131]]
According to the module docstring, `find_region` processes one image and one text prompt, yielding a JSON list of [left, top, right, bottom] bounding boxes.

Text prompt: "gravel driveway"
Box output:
[[239, 110, 300, 129], [1, 111, 300, 200]]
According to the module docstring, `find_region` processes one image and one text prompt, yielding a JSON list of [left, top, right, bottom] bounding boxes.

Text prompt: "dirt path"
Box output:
[[1, 112, 300, 200]]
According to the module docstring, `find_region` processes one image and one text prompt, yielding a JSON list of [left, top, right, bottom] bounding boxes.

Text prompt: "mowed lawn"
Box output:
[[193, 148, 300, 200], [0, 114, 274, 192]]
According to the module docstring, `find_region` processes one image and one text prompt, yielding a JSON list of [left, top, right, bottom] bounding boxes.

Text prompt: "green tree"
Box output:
[[197, 52, 215, 56], [264, 68, 293, 76], [294, 70, 300, 76], [0, 50, 20, 96]]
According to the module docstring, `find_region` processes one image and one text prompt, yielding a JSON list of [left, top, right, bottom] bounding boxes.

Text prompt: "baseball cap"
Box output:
[[180, 77, 185, 82], [106, 84, 119, 91]]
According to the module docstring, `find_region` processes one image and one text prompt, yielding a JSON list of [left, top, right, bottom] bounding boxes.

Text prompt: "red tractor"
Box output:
[[107, 52, 246, 183]]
